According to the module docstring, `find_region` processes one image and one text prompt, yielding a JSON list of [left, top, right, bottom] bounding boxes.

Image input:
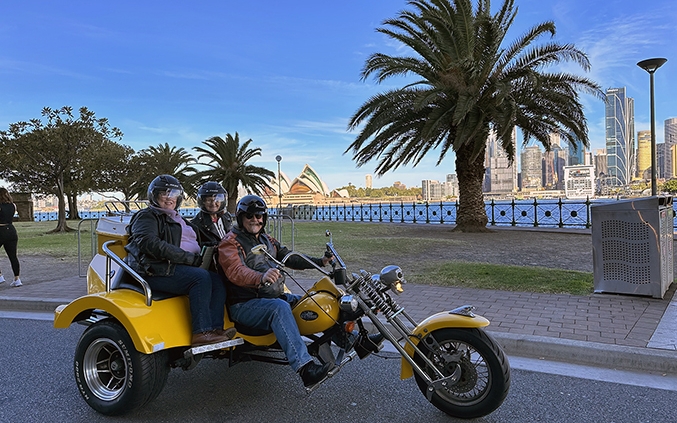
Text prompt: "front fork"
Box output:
[[357, 296, 490, 396]]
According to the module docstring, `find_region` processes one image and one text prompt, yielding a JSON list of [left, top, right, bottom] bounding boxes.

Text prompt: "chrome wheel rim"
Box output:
[[82, 338, 128, 401]]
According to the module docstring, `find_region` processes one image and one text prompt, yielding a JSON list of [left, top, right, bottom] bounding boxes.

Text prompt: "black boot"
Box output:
[[299, 361, 331, 387], [354, 332, 385, 358]]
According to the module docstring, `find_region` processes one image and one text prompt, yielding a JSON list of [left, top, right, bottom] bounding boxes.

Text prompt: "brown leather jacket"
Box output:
[[218, 227, 323, 305]]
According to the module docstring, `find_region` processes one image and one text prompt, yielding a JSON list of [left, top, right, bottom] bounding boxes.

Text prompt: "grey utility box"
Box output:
[[591, 196, 674, 298]]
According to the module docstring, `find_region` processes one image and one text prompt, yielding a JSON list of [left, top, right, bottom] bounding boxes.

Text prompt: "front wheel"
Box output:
[[413, 328, 510, 419], [74, 320, 170, 415]]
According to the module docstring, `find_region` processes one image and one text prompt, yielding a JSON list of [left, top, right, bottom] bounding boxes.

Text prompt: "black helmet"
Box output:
[[236, 195, 268, 230], [197, 181, 227, 214], [147, 174, 184, 210]]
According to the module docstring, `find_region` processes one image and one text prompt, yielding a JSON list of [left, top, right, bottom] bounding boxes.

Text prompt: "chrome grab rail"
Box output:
[[101, 240, 153, 307]]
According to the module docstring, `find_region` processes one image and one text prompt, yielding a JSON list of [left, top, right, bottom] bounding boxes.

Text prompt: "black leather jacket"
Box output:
[[190, 211, 232, 246], [124, 207, 200, 277]]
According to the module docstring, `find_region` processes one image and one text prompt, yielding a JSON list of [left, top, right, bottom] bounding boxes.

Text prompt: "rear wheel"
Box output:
[[413, 328, 510, 419], [74, 320, 169, 415]]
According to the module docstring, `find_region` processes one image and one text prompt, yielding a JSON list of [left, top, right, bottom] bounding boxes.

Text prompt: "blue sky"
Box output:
[[1, 0, 676, 190]]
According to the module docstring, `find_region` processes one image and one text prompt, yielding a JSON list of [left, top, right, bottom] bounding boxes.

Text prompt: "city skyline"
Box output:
[[1, 0, 676, 191]]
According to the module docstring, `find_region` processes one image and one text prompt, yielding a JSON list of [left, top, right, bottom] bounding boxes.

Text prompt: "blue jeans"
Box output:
[[229, 294, 312, 372], [146, 265, 226, 334]]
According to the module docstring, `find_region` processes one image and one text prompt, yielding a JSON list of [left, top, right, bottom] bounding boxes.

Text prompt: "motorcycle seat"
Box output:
[[110, 268, 178, 301]]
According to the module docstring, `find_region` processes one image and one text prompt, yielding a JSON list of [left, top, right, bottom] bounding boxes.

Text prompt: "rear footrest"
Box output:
[[184, 338, 244, 358]]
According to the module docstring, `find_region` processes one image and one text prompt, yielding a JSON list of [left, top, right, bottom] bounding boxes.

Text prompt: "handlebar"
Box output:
[[251, 244, 330, 276]]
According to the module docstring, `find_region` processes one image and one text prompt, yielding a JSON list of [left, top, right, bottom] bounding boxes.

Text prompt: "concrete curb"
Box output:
[[0, 296, 67, 312], [489, 332, 677, 375]]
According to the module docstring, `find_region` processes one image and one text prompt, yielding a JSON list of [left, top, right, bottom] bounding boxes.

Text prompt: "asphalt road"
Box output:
[[2, 318, 676, 423]]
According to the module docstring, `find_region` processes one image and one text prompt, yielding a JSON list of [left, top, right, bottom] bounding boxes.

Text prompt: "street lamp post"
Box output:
[[637, 57, 667, 196], [275, 155, 282, 212]]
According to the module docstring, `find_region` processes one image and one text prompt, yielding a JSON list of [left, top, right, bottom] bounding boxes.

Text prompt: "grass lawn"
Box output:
[[12, 219, 594, 295]]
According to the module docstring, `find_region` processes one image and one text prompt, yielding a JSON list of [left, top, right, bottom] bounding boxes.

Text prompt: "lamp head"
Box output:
[[637, 58, 667, 73]]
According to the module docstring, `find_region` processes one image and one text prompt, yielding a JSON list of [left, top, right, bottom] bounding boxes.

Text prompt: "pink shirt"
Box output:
[[156, 207, 201, 254]]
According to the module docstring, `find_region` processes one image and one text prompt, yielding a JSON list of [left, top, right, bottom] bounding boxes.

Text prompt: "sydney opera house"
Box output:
[[263, 164, 349, 206]]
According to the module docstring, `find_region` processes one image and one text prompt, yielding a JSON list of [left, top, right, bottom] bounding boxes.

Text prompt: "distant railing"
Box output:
[[37, 198, 677, 230], [33, 206, 202, 222], [282, 198, 647, 229]]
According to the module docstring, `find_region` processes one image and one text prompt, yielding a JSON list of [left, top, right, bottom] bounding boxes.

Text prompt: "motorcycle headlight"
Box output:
[[379, 265, 406, 294], [339, 294, 358, 312]]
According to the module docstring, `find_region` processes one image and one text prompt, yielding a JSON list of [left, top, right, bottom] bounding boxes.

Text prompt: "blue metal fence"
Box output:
[[33, 207, 201, 222], [34, 199, 677, 230], [282, 198, 640, 229]]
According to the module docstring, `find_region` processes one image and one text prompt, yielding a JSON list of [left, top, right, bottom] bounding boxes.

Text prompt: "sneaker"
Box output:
[[0, 275, 5, 283], [10, 278, 22, 287]]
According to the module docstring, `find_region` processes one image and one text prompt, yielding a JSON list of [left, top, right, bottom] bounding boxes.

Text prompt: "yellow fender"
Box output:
[[54, 290, 195, 354], [400, 311, 490, 380]]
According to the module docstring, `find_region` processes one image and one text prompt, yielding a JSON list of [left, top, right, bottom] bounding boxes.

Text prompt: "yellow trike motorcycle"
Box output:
[[54, 210, 510, 419]]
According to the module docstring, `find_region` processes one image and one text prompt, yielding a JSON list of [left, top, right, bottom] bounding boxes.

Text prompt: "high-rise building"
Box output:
[[365, 174, 373, 189], [636, 130, 651, 180], [445, 174, 459, 197], [542, 142, 567, 190], [483, 128, 517, 193], [665, 118, 677, 179], [605, 87, 635, 187], [593, 149, 608, 194], [422, 180, 442, 201], [567, 134, 585, 166], [657, 143, 666, 179], [520, 145, 542, 190]]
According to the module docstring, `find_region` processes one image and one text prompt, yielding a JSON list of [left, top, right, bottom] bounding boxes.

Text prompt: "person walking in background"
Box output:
[[0, 187, 22, 287]]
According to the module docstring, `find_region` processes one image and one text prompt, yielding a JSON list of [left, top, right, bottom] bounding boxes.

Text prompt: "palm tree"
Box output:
[[193, 133, 274, 214], [133, 143, 198, 199], [346, 0, 604, 232]]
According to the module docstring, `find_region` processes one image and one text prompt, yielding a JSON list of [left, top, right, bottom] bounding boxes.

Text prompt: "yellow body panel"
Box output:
[[292, 276, 342, 335], [87, 255, 108, 294], [54, 290, 196, 354], [399, 311, 490, 380], [293, 292, 340, 335]]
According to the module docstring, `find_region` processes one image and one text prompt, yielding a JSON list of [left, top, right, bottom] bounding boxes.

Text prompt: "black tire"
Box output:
[[74, 320, 170, 415], [413, 328, 510, 419]]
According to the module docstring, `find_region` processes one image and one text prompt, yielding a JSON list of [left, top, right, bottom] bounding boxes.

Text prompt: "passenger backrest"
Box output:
[[109, 268, 178, 301]]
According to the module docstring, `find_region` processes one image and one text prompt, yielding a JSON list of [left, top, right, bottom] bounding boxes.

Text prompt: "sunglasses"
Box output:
[[244, 213, 264, 220]]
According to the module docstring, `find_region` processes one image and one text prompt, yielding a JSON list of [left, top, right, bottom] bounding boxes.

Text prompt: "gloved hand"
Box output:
[[191, 253, 203, 267]]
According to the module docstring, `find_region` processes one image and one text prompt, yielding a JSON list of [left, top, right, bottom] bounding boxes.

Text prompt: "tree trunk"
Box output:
[[67, 193, 81, 220], [49, 175, 74, 233], [453, 143, 490, 232], [227, 191, 238, 215]]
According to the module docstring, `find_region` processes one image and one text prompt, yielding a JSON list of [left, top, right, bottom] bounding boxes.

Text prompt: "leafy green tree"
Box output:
[[63, 139, 135, 219], [132, 143, 198, 199], [90, 142, 140, 209], [346, 0, 603, 232], [192, 132, 275, 214], [0, 106, 122, 232], [661, 179, 677, 194]]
